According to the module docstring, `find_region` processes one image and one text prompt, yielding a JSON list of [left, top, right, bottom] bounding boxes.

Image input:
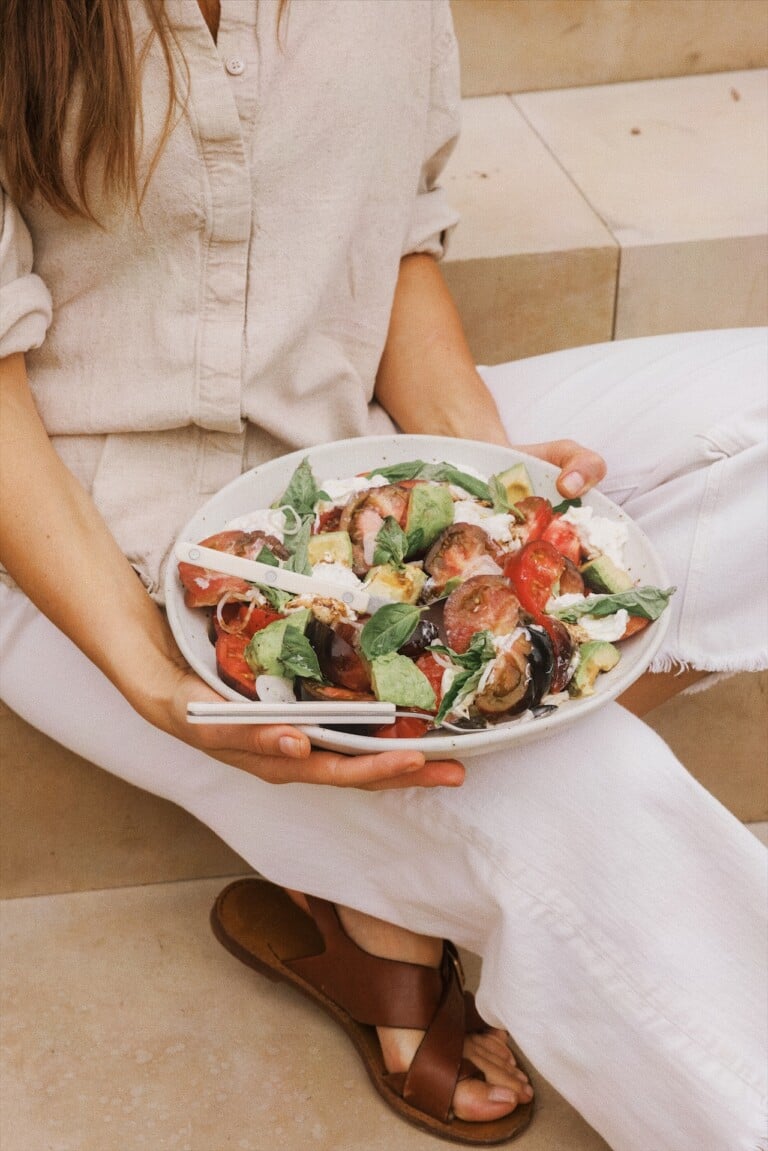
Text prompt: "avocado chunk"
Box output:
[[495, 462, 534, 506], [580, 555, 633, 594], [363, 563, 427, 604], [245, 608, 310, 677], [568, 640, 621, 697], [405, 484, 454, 556], [370, 652, 436, 710], [308, 531, 353, 568]]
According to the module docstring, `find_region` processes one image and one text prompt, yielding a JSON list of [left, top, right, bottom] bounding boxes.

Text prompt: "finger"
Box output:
[[191, 721, 312, 760], [516, 439, 607, 496], [362, 757, 466, 791]]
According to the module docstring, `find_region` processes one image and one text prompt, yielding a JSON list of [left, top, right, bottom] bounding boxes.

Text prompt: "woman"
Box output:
[[0, 1, 765, 1147]]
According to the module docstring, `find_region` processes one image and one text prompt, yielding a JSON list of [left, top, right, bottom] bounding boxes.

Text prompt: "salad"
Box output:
[[177, 456, 674, 738]]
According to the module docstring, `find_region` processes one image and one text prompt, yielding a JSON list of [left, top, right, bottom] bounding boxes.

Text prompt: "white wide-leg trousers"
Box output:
[[2, 329, 766, 1151]]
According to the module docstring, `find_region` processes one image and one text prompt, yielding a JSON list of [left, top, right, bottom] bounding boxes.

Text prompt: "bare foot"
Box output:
[[286, 891, 533, 1121]]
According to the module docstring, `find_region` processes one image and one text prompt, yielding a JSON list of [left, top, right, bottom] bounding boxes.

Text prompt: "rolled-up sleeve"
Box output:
[[0, 187, 52, 359], [401, 0, 462, 259]]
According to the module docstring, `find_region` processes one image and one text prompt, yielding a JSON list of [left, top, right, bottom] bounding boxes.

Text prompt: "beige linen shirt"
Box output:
[[0, 0, 460, 598]]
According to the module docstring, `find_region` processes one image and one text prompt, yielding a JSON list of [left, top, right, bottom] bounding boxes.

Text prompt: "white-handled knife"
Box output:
[[175, 541, 395, 615]]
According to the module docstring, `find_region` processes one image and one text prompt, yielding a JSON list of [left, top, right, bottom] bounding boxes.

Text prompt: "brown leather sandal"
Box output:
[[210, 878, 533, 1146]]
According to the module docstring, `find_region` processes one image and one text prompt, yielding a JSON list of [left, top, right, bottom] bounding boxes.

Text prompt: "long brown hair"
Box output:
[[0, 0, 287, 220]]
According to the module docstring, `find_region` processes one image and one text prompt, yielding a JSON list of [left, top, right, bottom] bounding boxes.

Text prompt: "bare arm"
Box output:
[[375, 254, 606, 496], [0, 352, 462, 790]]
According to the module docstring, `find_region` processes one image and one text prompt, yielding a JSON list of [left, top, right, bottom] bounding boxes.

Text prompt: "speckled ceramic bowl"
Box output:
[[165, 435, 671, 759]]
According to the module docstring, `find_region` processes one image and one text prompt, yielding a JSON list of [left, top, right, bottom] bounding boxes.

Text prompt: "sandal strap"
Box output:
[[399, 943, 470, 1121], [284, 896, 445, 1030], [286, 897, 474, 1122]]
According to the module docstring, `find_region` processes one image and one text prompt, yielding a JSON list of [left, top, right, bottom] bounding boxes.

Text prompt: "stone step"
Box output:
[[1, 672, 766, 900], [442, 69, 767, 365], [452, 0, 768, 96]]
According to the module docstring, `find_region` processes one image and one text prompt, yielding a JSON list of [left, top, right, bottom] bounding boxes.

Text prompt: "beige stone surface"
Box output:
[[0, 702, 248, 900], [614, 234, 768, 339], [514, 70, 768, 247], [452, 0, 768, 97], [644, 672, 768, 824], [443, 248, 617, 365], [0, 877, 611, 1151], [444, 96, 616, 261], [442, 96, 617, 362]]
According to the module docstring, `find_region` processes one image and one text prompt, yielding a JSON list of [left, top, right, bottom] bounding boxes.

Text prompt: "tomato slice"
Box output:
[[541, 517, 582, 565], [620, 616, 650, 640], [371, 716, 431, 739], [504, 541, 565, 617], [314, 506, 343, 533], [513, 497, 553, 543], [214, 602, 283, 638], [415, 652, 445, 711], [215, 633, 258, 700], [536, 616, 574, 694]]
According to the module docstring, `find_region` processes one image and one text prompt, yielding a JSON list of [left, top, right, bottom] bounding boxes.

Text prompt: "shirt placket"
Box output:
[[167, 2, 252, 446]]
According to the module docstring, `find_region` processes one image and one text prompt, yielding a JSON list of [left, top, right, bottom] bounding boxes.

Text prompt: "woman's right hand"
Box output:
[[160, 663, 466, 791]]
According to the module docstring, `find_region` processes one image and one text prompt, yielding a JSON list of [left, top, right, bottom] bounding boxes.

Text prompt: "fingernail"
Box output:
[[488, 1087, 518, 1104], [404, 759, 425, 773], [279, 736, 305, 757], [561, 471, 584, 496]]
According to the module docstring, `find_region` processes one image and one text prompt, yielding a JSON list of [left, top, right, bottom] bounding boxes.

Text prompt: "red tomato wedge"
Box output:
[[179, 531, 280, 608], [513, 497, 553, 543], [541, 517, 582, 565], [504, 541, 565, 617], [215, 633, 258, 700], [214, 602, 283, 638], [415, 651, 446, 711], [621, 615, 650, 640], [371, 716, 431, 739]]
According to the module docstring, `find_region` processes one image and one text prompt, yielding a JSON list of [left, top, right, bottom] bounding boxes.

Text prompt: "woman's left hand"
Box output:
[[511, 438, 607, 498]]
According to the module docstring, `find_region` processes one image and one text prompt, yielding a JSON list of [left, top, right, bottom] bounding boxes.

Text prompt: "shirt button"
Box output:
[[225, 56, 245, 76]]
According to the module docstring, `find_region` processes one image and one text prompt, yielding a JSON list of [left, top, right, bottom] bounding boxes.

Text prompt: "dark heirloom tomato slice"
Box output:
[[504, 540, 565, 617], [424, 523, 502, 590], [513, 497, 553, 543], [536, 616, 574, 694], [443, 575, 521, 654], [306, 618, 371, 692], [215, 633, 258, 700], [541, 516, 582, 565]]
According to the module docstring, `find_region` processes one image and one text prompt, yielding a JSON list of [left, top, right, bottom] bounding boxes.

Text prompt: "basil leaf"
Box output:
[[258, 585, 294, 611], [551, 497, 582, 515], [429, 630, 496, 672], [550, 585, 677, 623], [279, 629, 324, 681], [419, 463, 491, 502], [255, 546, 279, 567], [488, 474, 510, 514], [284, 518, 312, 575], [405, 525, 425, 557], [373, 516, 408, 568], [360, 603, 421, 661], [273, 458, 322, 517], [365, 460, 427, 483], [435, 665, 483, 723]]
